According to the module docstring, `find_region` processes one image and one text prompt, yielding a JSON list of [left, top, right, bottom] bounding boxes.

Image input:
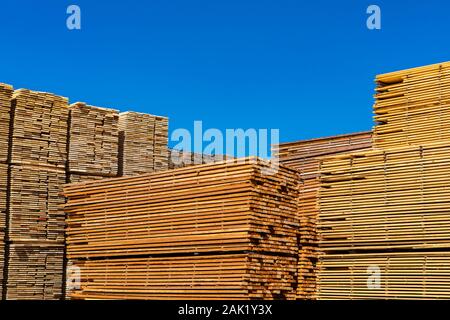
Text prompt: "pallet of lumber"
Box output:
[[118, 112, 168, 176], [169, 149, 232, 169], [373, 61, 450, 149], [64, 158, 300, 259], [273, 132, 373, 299], [319, 141, 450, 252], [67, 253, 297, 300], [5, 242, 64, 300], [69, 102, 119, 176], [9, 165, 66, 242], [0, 83, 13, 163], [317, 251, 450, 299], [10, 89, 69, 168]]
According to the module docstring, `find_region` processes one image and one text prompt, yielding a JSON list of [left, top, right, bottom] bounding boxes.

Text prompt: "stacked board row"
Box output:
[[4, 89, 69, 300], [119, 112, 169, 176], [374, 61, 450, 149], [0, 83, 170, 300], [70, 253, 297, 300], [69, 103, 119, 176], [0, 164, 7, 298], [5, 242, 64, 300], [0, 84, 13, 162], [318, 251, 450, 299], [10, 90, 69, 168], [64, 158, 300, 300], [273, 131, 373, 299], [317, 141, 450, 298], [319, 141, 450, 251], [169, 149, 233, 169]]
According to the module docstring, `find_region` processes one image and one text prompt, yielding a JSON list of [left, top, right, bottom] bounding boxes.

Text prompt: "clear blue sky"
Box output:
[[1, 0, 449, 149]]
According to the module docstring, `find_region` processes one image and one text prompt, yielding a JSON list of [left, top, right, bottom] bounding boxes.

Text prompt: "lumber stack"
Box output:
[[69, 254, 297, 300], [10, 90, 69, 168], [0, 82, 171, 300], [4, 89, 69, 300], [9, 165, 66, 242], [0, 164, 7, 296], [64, 158, 300, 300], [0, 84, 13, 162], [317, 142, 450, 299], [5, 242, 64, 300], [118, 112, 169, 176], [69, 102, 119, 177], [169, 149, 232, 169], [373, 61, 450, 149], [273, 132, 373, 299], [318, 251, 450, 299], [68, 174, 106, 184]]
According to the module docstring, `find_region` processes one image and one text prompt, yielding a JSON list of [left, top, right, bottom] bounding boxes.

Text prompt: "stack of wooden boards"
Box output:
[[0, 84, 13, 163], [318, 142, 450, 299], [317, 61, 450, 299], [273, 132, 373, 299], [0, 83, 170, 300], [69, 102, 119, 178], [119, 112, 169, 176], [6, 89, 68, 300], [374, 61, 450, 148], [0, 84, 12, 298], [64, 158, 300, 300]]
